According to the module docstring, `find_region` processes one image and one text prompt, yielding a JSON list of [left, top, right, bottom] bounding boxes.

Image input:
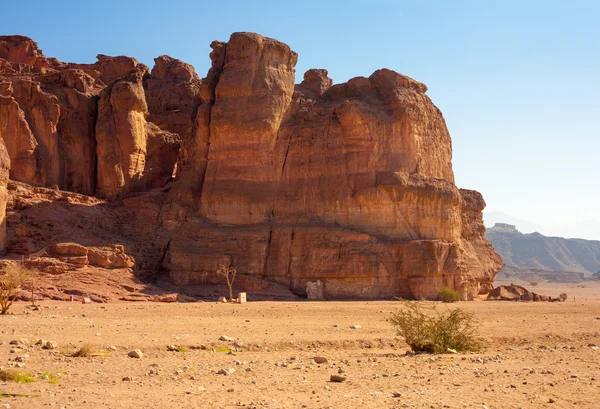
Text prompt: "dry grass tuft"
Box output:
[[73, 343, 96, 357], [0, 368, 35, 383]]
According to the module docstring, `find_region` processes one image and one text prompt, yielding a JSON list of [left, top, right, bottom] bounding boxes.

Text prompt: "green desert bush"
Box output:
[[390, 302, 481, 353], [437, 286, 461, 303], [0, 369, 35, 383]]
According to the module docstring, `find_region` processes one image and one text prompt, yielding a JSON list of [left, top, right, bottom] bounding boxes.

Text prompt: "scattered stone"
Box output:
[[447, 348, 458, 354], [167, 345, 180, 351], [332, 324, 340, 328], [35, 339, 47, 346], [233, 340, 244, 348], [218, 296, 228, 303], [108, 346, 118, 351], [219, 335, 234, 342], [549, 398, 556, 403], [314, 356, 328, 364], [330, 374, 346, 382], [392, 392, 402, 398], [217, 368, 235, 376], [128, 349, 143, 358], [349, 324, 361, 329], [227, 388, 235, 392], [43, 341, 58, 350], [122, 376, 133, 382]]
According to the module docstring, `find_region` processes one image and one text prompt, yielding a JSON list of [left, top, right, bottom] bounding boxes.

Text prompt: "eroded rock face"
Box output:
[[0, 137, 9, 250], [0, 32, 502, 300], [95, 66, 150, 198]]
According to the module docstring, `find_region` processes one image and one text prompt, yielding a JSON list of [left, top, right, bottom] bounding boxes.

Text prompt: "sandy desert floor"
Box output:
[[1, 282, 599, 409]]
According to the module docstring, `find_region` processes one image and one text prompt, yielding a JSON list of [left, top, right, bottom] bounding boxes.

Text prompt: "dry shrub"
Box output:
[[390, 302, 481, 353], [0, 369, 35, 383], [73, 343, 96, 357], [0, 264, 34, 315], [437, 286, 461, 303]]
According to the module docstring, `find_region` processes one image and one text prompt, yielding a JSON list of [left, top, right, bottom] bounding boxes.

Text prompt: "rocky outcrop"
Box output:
[[95, 66, 150, 198], [0, 32, 502, 300], [487, 283, 567, 302], [160, 32, 501, 300], [0, 36, 49, 72], [0, 137, 9, 250]]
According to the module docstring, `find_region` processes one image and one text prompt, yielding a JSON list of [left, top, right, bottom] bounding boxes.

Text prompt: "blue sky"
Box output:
[[3, 0, 599, 237]]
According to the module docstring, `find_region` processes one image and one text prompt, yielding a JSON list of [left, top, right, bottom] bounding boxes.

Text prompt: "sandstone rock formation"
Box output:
[[0, 138, 10, 250], [487, 283, 567, 302], [0, 32, 502, 300]]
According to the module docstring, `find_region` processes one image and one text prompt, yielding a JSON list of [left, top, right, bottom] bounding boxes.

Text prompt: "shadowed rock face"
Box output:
[[0, 32, 502, 300]]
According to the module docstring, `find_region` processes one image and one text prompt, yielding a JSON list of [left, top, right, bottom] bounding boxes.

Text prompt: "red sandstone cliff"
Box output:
[[0, 33, 502, 301]]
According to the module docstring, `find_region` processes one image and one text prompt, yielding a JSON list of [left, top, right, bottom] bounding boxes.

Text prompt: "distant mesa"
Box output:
[[486, 222, 600, 282], [0, 33, 502, 301]]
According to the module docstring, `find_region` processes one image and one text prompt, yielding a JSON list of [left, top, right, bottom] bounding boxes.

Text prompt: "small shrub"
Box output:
[[73, 343, 96, 357], [0, 369, 35, 383], [390, 302, 481, 353], [437, 287, 460, 303], [0, 264, 34, 315]]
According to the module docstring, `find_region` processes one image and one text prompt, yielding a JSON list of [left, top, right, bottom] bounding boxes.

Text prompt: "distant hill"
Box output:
[[485, 223, 600, 277], [483, 211, 600, 241]]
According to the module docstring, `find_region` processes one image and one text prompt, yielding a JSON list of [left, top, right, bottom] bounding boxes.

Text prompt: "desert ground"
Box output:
[[1, 282, 599, 409]]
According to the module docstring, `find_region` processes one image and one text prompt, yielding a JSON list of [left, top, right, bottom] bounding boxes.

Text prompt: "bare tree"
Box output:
[[216, 266, 237, 302], [0, 264, 33, 315]]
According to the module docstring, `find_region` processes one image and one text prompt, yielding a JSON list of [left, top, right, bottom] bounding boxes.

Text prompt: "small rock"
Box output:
[[167, 345, 179, 351], [43, 341, 58, 350], [392, 392, 402, 398], [332, 324, 340, 328], [217, 368, 235, 376], [227, 388, 235, 392], [218, 296, 228, 303], [349, 325, 361, 329], [15, 355, 28, 362], [35, 339, 47, 346], [219, 335, 234, 342], [338, 367, 345, 374], [233, 340, 244, 348], [330, 374, 346, 382], [122, 376, 133, 382], [549, 398, 556, 403], [128, 349, 143, 358], [447, 348, 458, 354], [108, 346, 117, 351], [314, 356, 328, 364]]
